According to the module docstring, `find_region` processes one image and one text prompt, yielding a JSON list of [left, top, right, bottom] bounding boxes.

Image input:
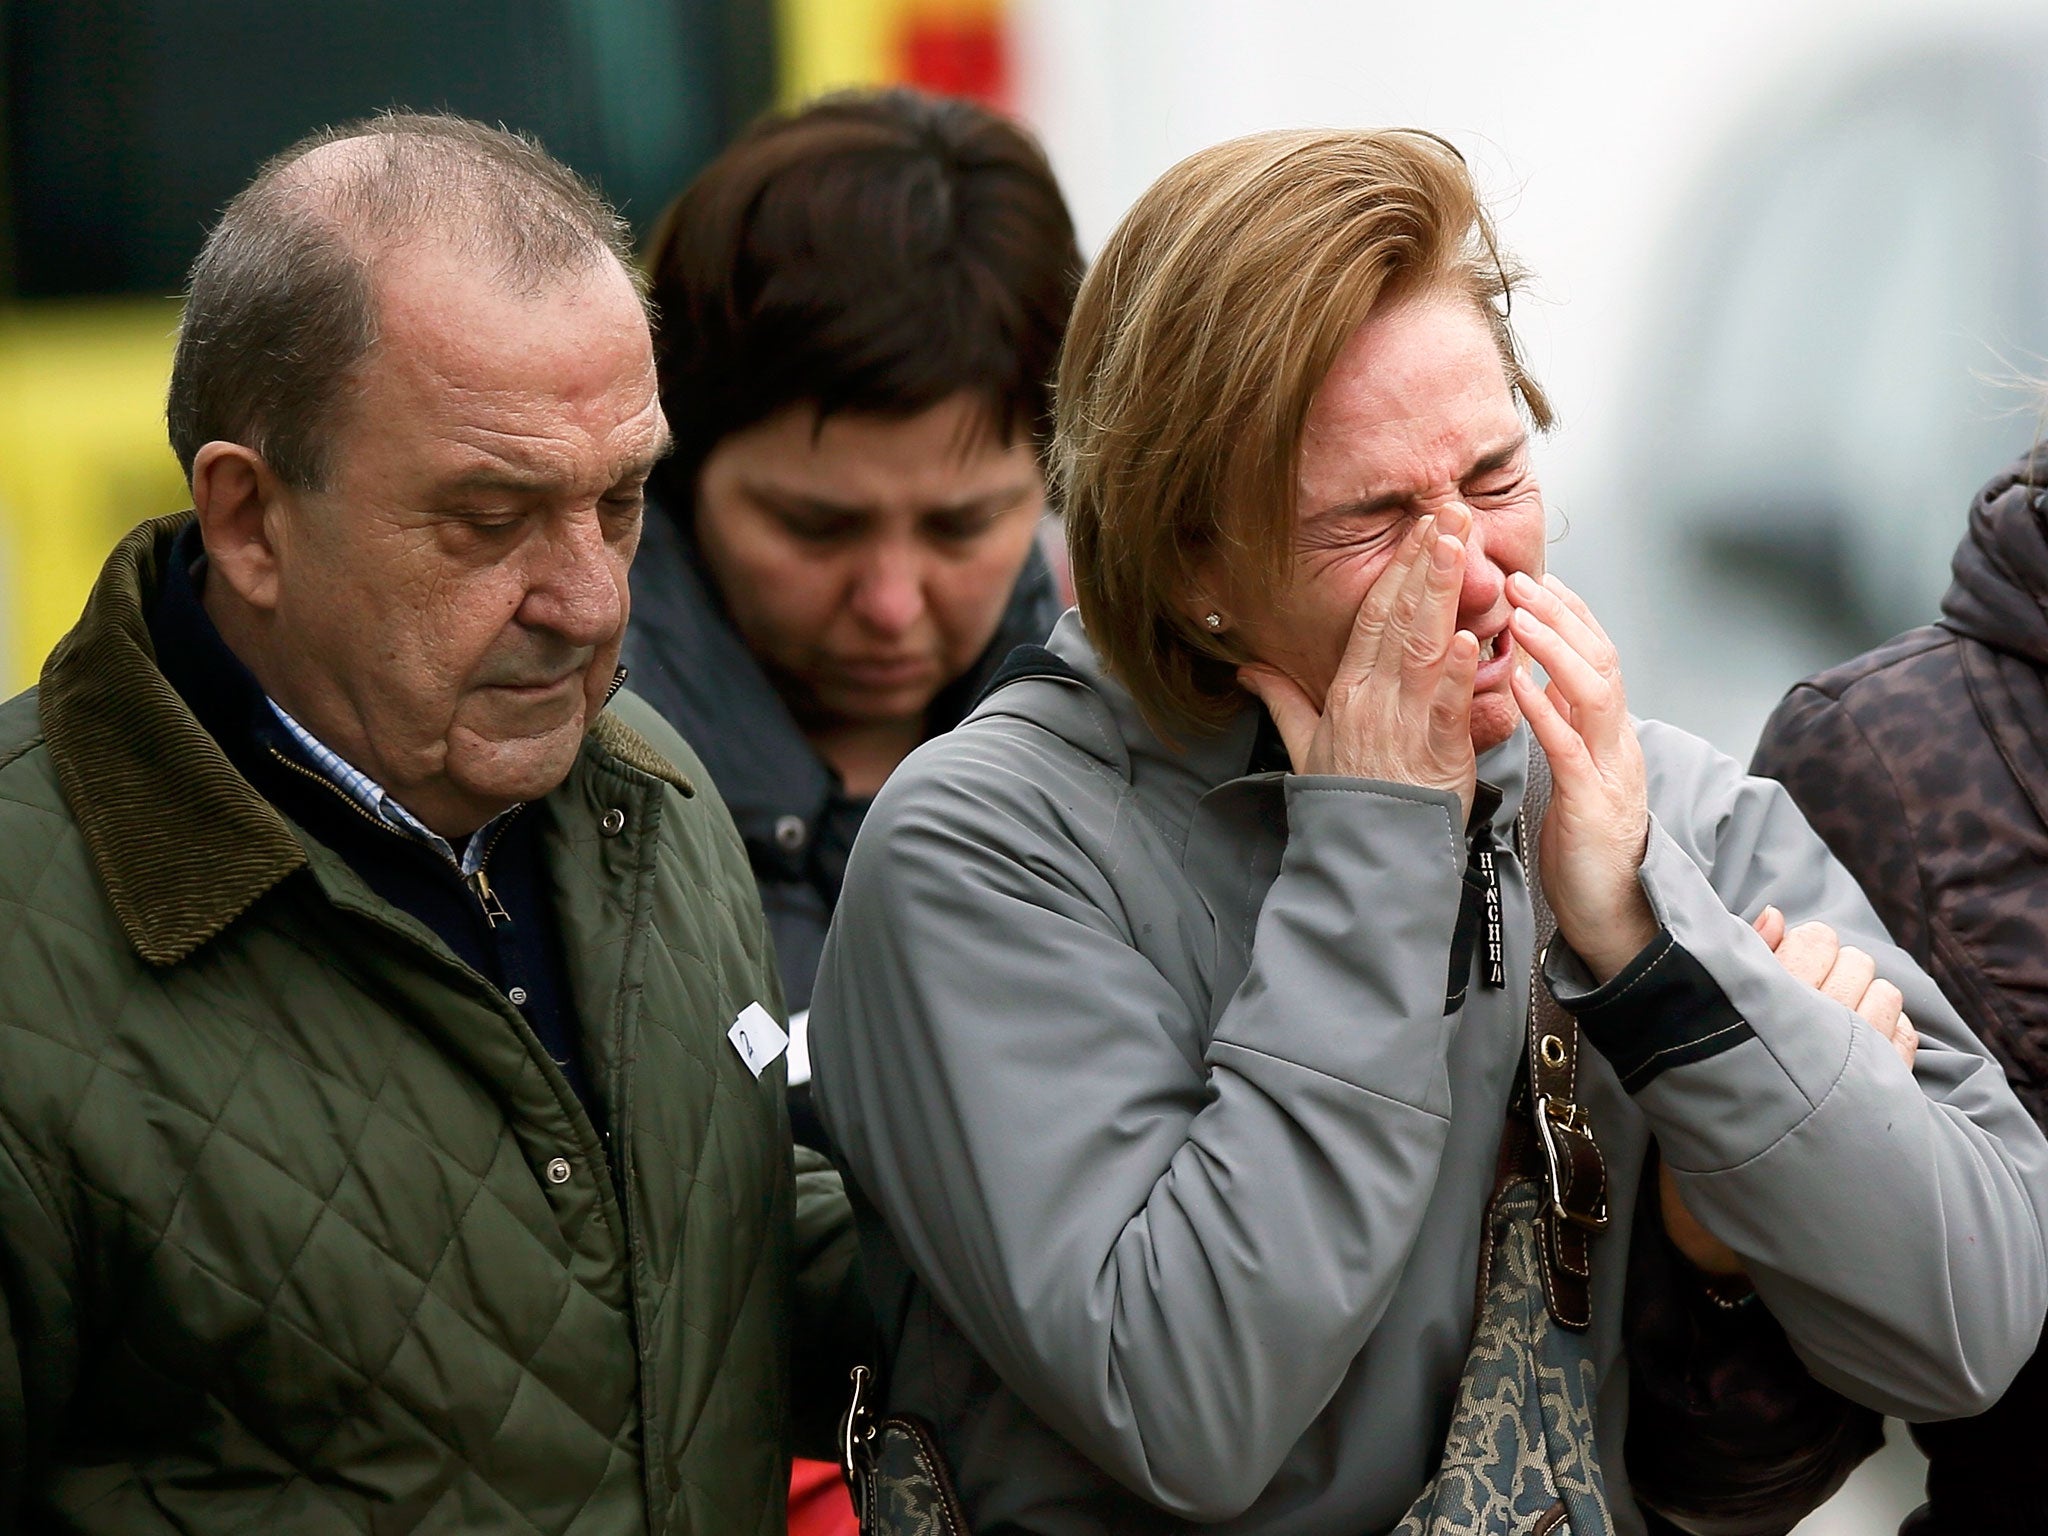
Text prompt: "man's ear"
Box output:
[[190, 441, 289, 612]]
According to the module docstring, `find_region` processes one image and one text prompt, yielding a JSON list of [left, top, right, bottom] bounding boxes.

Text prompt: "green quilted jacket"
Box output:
[[0, 516, 855, 1534]]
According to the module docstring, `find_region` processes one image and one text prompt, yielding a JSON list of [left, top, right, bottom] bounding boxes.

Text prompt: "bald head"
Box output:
[[167, 112, 643, 491]]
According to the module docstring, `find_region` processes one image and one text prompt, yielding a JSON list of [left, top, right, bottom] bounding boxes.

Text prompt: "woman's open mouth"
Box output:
[[1473, 629, 1514, 688]]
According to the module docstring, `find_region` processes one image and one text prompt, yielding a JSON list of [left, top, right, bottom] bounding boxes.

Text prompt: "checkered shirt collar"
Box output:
[[265, 700, 509, 877]]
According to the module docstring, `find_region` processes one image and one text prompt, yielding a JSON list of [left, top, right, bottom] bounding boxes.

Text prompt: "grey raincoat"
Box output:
[[809, 611, 2048, 1536]]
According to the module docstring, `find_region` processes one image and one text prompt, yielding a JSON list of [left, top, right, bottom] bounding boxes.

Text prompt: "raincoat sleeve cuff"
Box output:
[[1546, 927, 1757, 1092]]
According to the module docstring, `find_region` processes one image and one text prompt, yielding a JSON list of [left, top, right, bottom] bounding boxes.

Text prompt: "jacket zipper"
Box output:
[[467, 867, 511, 927], [464, 813, 523, 928], [268, 747, 398, 835], [268, 746, 524, 929]]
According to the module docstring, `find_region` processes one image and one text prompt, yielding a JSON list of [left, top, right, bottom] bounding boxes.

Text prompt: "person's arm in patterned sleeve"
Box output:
[[1750, 680, 1933, 967]]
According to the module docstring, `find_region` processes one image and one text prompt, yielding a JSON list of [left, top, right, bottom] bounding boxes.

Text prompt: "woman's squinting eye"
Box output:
[[1298, 512, 1404, 565], [1341, 513, 1408, 548]]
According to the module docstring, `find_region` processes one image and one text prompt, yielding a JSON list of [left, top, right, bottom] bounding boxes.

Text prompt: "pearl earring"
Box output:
[[1204, 612, 1224, 631]]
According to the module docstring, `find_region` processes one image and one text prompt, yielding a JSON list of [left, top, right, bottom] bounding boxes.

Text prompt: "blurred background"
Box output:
[[10, 0, 2048, 750], [5, 2, 2043, 1523]]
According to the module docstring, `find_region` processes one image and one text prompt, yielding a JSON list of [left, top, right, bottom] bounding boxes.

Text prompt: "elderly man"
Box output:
[[0, 113, 857, 1533]]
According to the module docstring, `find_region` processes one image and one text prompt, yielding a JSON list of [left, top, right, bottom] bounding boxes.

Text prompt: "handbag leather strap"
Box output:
[[1510, 743, 1610, 1332]]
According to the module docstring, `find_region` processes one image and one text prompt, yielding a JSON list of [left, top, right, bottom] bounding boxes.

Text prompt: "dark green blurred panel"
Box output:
[[2, 0, 775, 299]]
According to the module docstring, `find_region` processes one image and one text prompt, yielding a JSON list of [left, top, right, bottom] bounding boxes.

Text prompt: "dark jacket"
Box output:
[[0, 515, 860, 1534], [622, 500, 1062, 1013], [1753, 445, 2048, 1535]]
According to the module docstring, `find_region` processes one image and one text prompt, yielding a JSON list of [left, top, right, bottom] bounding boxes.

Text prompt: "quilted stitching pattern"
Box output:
[[0, 673, 793, 1534]]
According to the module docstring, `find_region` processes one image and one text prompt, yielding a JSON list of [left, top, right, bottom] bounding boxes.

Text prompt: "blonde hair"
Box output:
[[1058, 128, 1553, 737]]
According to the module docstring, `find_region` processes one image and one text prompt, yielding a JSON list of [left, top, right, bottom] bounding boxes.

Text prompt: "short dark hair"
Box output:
[[167, 110, 639, 490], [643, 87, 1081, 510]]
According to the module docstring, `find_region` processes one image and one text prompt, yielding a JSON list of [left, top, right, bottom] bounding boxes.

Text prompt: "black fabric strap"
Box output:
[[1447, 780, 1508, 1014]]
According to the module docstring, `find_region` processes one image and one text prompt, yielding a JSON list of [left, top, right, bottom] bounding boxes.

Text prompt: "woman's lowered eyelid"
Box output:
[[761, 500, 865, 543], [1300, 505, 1410, 548], [923, 506, 1010, 543]]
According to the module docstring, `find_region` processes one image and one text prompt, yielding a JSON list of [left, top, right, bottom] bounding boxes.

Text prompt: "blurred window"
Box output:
[[2, 0, 774, 298], [1644, 43, 2048, 640]]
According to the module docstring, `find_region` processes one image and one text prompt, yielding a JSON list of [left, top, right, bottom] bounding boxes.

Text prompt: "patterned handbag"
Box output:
[[1392, 1174, 1613, 1536], [1395, 746, 1617, 1536], [839, 1362, 971, 1536]]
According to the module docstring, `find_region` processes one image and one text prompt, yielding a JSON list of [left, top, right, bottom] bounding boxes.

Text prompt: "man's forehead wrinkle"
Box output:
[[436, 422, 625, 481], [430, 396, 668, 484]]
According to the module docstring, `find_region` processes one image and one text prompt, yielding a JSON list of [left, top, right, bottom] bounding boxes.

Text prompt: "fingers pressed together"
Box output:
[[1505, 572, 1626, 755], [1751, 904, 1917, 1070]]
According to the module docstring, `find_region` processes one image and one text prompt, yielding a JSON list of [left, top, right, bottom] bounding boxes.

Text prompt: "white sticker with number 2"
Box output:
[[728, 1002, 789, 1079]]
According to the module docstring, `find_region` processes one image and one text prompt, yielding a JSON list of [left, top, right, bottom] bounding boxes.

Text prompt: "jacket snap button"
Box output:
[[546, 1157, 572, 1185], [774, 814, 807, 852], [599, 808, 627, 836], [507, 986, 528, 1006]]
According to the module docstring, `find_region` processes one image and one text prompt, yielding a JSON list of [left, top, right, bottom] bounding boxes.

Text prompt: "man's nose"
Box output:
[[523, 511, 627, 646], [849, 541, 927, 636]]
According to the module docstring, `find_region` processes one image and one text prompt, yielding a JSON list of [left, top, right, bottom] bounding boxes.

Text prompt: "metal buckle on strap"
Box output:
[[843, 1368, 876, 1523], [1533, 1094, 1609, 1230]]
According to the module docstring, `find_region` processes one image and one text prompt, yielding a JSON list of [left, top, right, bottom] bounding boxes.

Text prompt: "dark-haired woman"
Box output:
[[623, 88, 1082, 1536], [625, 87, 1080, 1036]]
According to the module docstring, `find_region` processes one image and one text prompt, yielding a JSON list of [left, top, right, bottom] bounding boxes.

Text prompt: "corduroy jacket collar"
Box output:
[[38, 514, 307, 967], [37, 513, 689, 969]]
